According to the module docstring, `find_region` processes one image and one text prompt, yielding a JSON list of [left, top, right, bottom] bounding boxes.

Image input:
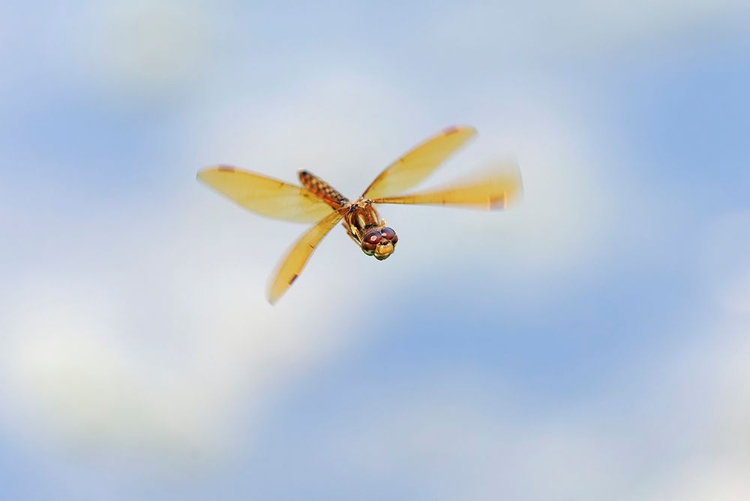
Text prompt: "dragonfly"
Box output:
[[197, 125, 522, 304]]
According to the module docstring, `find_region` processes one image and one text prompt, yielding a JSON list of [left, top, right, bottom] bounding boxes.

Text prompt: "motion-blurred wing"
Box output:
[[361, 126, 477, 200], [372, 162, 522, 210], [197, 166, 334, 223], [266, 209, 346, 304]]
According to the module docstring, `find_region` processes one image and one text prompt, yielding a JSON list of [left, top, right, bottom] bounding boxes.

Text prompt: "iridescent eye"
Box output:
[[361, 230, 381, 254], [381, 227, 398, 244], [365, 231, 380, 244]]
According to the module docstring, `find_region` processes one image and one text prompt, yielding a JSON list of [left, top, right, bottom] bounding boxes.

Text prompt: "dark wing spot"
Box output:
[[443, 126, 460, 135], [217, 165, 235, 172], [290, 274, 299, 285], [488, 195, 506, 209]]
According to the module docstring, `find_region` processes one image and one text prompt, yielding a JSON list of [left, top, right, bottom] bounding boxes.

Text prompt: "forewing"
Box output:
[[372, 161, 522, 210], [266, 209, 346, 304], [361, 126, 477, 200], [198, 166, 333, 223]]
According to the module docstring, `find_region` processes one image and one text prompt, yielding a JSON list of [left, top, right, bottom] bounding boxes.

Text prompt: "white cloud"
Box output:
[[0, 187, 359, 467], [647, 461, 750, 501], [643, 329, 750, 501], [307, 375, 630, 501], [0, 66, 454, 470], [67, 0, 230, 104], [294, 307, 750, 500], [287, 216, 750, 499], [2, 0, 747, 496], [426, 0, 750, 63], [0, 57, 664, 483], [186, 70, 425, 188], [698, 210, 750, 314]]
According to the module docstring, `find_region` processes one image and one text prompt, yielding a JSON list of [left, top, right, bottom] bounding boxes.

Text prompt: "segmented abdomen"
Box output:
[[298, 170, 349, 209]]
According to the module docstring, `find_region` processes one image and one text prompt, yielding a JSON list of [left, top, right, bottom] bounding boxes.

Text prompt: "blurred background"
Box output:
[[2, 1, 750, 499]]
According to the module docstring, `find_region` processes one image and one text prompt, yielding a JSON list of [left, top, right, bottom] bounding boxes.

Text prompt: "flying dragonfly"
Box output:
[[197, 126, 522, 304]]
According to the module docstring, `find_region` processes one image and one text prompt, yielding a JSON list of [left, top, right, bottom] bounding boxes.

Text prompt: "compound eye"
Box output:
[[381, 227, 398, 244], [361, 230, 381, 254]]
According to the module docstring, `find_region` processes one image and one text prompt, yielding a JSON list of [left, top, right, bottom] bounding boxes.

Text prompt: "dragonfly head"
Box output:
[[361, 226, 398, 260]]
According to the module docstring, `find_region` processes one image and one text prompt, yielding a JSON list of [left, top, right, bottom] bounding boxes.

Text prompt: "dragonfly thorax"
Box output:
[[344, 201, 398, 260]]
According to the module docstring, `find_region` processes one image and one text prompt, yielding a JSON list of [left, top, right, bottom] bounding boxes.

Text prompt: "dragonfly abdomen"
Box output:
[[299, 170, 350, 209]]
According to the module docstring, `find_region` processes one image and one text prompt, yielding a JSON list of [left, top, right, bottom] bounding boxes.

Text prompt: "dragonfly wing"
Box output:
[[372, 161, 522, 210], [266, 209, 346, 304], [198, 166, 334, 223], [361, 126, 477, 200]]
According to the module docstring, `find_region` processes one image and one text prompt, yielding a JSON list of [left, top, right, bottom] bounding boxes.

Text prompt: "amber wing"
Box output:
[[266, 208, 347, 304], [197, 166, 334, 223], [361, 126, 477, 200], [371, 161, 523, 210]]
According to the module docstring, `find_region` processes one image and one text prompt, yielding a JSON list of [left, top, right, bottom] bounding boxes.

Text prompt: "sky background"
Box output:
[[2, 1, 750, 499]]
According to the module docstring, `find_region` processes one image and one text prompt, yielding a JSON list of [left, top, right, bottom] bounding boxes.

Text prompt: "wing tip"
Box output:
[[266, 286, 282, 305], [488, 195, 506, 210], [196, 165, 237, 181], [443, 125, 477, 136], [266, 273, 299, 305]]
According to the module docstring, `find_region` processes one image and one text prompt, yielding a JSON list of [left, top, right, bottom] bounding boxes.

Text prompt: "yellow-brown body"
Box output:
[[299, 170, 397, 260]]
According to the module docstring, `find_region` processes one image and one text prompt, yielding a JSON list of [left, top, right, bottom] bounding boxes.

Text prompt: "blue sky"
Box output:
[[2, 1, 750, 500]]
